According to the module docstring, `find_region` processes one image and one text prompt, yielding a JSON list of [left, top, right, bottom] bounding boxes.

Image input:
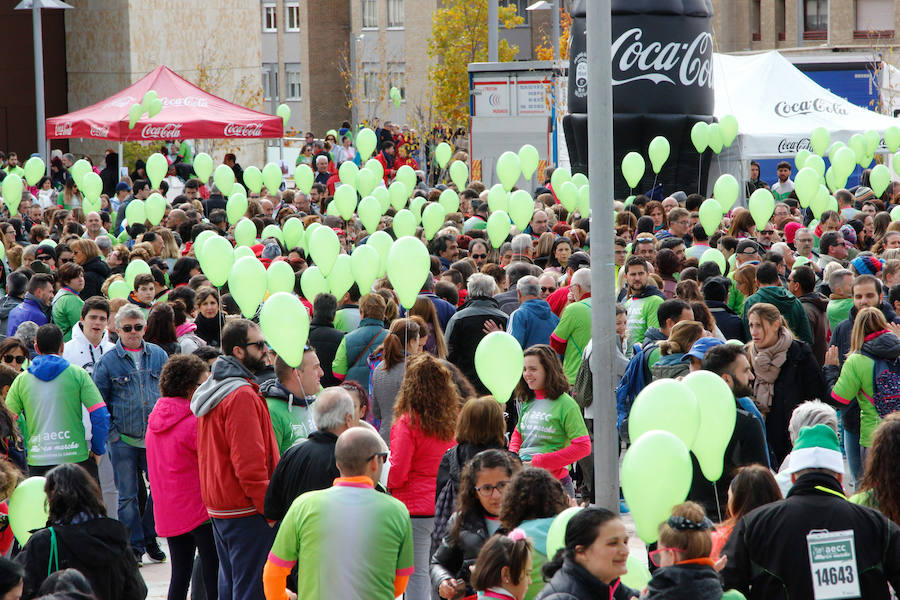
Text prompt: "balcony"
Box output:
[[854, 29, 895, 39], [803, 30, 828, 40]]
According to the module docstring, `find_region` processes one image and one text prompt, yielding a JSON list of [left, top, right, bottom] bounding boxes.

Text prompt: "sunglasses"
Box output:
[[541, 286, 556, 293], [471, 253, 487, 259], [244, 340, 267, 351], [120, 324, 144, 333], [367, 451, 388, 463], [2, 355, 25, 365]]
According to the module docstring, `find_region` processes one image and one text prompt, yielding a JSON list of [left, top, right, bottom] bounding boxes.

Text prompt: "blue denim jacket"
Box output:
[[92, 340, 167, 439]]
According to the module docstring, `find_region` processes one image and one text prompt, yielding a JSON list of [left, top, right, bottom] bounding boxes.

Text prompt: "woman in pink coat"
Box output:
[[146, 354, 218, 600]]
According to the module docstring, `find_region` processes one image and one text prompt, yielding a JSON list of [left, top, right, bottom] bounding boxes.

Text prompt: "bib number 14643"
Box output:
[[806, 530, 861, 600]]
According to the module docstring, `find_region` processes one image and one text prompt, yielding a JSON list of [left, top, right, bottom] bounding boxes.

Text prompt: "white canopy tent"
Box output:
[[710, 51, 900, 199]]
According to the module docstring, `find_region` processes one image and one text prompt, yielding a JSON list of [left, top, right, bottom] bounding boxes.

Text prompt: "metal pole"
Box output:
[[32, 0, 46, 165], [488, 0, 499, 62], [552, 0, 560, 64], [796, 0, 803, 46], [587, 0, 619, 512]]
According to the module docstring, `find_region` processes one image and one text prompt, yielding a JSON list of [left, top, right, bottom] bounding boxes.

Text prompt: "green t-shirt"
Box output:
[[6, 363, 104, 465], [624, 294, 663, 351], [269, 480, 414, 600], [516, 392, 588, 460], [52, 289, 84, 343], [832, 352, 881, 447], [827, 298, 853, 332], [178, 140, 193, 164], [266, 397, 316, 454], [552, 299, 592, 382]]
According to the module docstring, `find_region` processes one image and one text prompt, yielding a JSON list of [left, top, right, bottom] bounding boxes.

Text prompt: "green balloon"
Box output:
[[396, 164, 417, 192], [356, 196, 380, 234], [387, 236, 429, 309], [261, 224, 284, 246], [571, 173, 588, 189], [309, 226, 340, 276], [683, 370, 736, 482], [389, 181, 409, 210], [545, 507, 582, 559], [699, 248, 727, 276], [550, 166, 571, 191], [448, 161, 468, 190], [891, 206, 900, 222], [628, 379, 700, 449], [333, 185, 358, 221], [435, 142, 453, 168], [304, 222, 321, 253], [70, 159, 91, 189], [810, 126, 830, 156], [811, 186, 830, 220], [366, 158, 384, 183], [495, 151, 520, 191], [849, 133, 866, 163], [366, 230, 393, 277], [865, 129, 880, 156], [9, 476, 49, 544], [282, 217, 304, 250], [557, 181, 578, 212], [339, 161, 359, 187], [487, 184, 508, 213], [199, 236, 234, 286], [707, 123, 724, 154], [351, 244, 380, 294], [300, 266, 329, 301], [193, 230, 218, 261], [262, 162, 282, 193], [225, 193, 248, 225], [690, 121, 709, 153], [214, 164, 235, 196], [229, 256, 267, 317], [698, 199, 723, 237], [125, 259, 152, 289], [108, 279, 130, 300], [474, 331, 524, 402], [621, 430, 693, 544], [518, 144, 540, 180], [357, 168, 378, 197], [372, 186, 390, 213], [409, 195, 427, 221], [276, 103, 291, 125], [392, 209, 417, 238], [719, 114, 739, 147], [146, 153, 167, 189], [828, 141, 845, 163], [145, 192, 166, 226], [2, 174, 23, 215], [648, 136, 670, 173], [83, 196, 101, 215], [193, 153, 214, 183], [266, 260, 296, 295], [356, 128, 377, 161], [712, 174, 738, 211], [794, 167, 820, 208], [260, 292, 310, 367], [422, 202, 446, 240], [243, 166, 263, 194], [508, 190, 534, 231], [486, 211, 511, 249], [833, 146, 856, 179], [748, 188, 775, 231], [128, 103, 142, 129], [804, 154, 826, 177], [886, 126, 900, 153], [577, 185, 590, 217], [294, 164, 314, 194], [327, 254, 354, 299], [80, 172, 101, 202], [234, 245, 255, 261], [621, 152, 645, 189], [234, 218, 257, 247], [621, 555, 652, 591], [439, 189, 460, 214], [125, 199, 146, 227], [870, 164, 891, 197]]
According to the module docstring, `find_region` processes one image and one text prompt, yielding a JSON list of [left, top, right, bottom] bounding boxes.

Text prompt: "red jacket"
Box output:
[[387, 413, 455, 516], [376, 151, 397, 184], [195, 377, 280, 519]]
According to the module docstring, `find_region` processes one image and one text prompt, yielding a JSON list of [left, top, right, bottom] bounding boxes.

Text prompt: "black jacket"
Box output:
[[799, 291, 829, 365], [80, 256, 110, 300], [263, 430, 339, 522], [644, 563, 723, 600], [18, 518, 147, 600], [429, 511, 492, 596], [722, 472, 900, 600], [445, 296, 508, 394], [535, 559, 638, 600], [0, 294, 23, 337], [308, 318, 345, 388], [705, 300, 745, 342]]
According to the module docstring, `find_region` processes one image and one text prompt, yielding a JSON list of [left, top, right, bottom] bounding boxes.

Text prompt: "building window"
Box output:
[[286, 63, 302, 100], [499, 0, 529, 25], [262, 3, 276, 32], [751, 0, 761, 40], [362, 0, 378, 28], [776, 0, 786, 40], [388, 62, 405, 101], [262, 63, 278, 100], [804, 0, 827, 31], [362, 62, 379, 101], [286, 2, 300, 32], [856, 0, 895, 35], [387, 0, 403, 27]]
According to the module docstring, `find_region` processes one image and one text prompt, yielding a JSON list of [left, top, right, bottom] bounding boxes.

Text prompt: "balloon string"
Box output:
[[652, 173, 659, 199], [713, 481, 722, 523], [698, 154, 702, 195]]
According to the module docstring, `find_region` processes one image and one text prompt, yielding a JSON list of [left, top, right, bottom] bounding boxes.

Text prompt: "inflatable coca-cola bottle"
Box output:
[[563, 0, 715, 198]]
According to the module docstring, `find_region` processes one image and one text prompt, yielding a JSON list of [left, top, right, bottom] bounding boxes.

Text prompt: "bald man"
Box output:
[[83, 212, 104, 240]]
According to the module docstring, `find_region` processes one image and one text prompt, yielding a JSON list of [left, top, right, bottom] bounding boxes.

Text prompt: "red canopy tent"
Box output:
[[46, 65, 282, 141]]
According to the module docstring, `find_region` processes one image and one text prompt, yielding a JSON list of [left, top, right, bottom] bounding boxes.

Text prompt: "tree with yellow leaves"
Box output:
[[534, 7, 572, 61], [427, 1, 523, 128]]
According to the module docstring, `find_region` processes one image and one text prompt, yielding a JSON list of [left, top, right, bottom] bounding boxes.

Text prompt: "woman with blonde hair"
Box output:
[[748, 302, 825, 463], [409, 296, 448, 358], [650, 321, 705, 380], [727, 208, 756, 239], [388, 353, 461, 600], [734, 264, 758, 298]]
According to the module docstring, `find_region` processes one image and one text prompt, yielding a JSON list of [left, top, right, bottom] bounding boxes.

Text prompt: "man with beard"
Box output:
[[191, 319, 280, 600], [620, 256, 665, 348], [687, 343, 769, 519]]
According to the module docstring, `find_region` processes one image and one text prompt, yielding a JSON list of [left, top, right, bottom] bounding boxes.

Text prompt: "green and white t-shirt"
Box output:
[[268, 478, 414, 600], [831, 352, 880, 447], [517, 392, 588, 461], [552, 299, 592, 382]]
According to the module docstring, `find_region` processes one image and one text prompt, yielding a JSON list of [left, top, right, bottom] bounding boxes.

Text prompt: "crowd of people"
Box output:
[[0, 128, 899, 600]]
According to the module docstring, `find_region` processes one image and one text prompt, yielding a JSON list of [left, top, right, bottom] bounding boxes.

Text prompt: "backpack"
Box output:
[[871, 357, 900, 417], [615, 342, 657, 440]]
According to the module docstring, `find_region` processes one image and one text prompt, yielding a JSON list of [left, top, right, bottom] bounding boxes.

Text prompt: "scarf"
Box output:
[[748, 326, 793, 413], [176, 321, 197, 338], [194, 312, 225, 346]]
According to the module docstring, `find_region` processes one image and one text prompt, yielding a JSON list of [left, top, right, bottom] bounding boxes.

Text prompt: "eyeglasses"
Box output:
[[2, 355, 25, 365], [471, 253, 487, 259], [649, 547, 686, 567], [244, 340, 267, 351], [120, 324, 144, 333], [475, 480, 510, 497], [367, 451, 388, 463], [541, 286, 556, 293]]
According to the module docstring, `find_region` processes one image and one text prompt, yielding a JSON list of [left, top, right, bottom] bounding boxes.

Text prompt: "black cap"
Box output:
[[736, 239, 761, 256], [702, 276, 731, 302], [567, 251, 591, 271]]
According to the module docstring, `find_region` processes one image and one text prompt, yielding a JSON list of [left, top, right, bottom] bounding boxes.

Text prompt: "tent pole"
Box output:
[[118, 142, 123, 179]]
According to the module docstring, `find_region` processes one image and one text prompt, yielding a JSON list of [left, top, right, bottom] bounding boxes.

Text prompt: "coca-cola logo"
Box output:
[[224, 122, 263, 137], [778, 138, 812, 154], [162, 96, 209, 108], [774, 98, 849, 118], [54, 122, 73, 136], [141, 123, 183, 138], [90, 124, 110, 137], [104, 96, 137, 109], [611, 28, 712, 88], [573, 51, 588, 99]]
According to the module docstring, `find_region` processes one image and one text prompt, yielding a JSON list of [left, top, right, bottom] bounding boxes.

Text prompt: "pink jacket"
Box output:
[[388, 413, 455, 516], [146, 396, 209, 537]]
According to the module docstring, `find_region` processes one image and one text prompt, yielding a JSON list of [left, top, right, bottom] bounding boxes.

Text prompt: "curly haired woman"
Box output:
[[388, 353, 461, 600], [852, 412, 900, 524]]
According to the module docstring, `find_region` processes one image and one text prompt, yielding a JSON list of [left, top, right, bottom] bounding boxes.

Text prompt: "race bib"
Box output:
[[807, 529, 861, 600]]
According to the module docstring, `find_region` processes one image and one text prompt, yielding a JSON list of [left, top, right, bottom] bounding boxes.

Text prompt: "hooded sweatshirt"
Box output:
[[191, 356, 280, 518], [63, 322, 115, 374], [508, 298, 560, 349], [644, 561, 724, 600], [5, 354, 109, 466], [741, 285, 813, 345], [259, 379, 317, 454]]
